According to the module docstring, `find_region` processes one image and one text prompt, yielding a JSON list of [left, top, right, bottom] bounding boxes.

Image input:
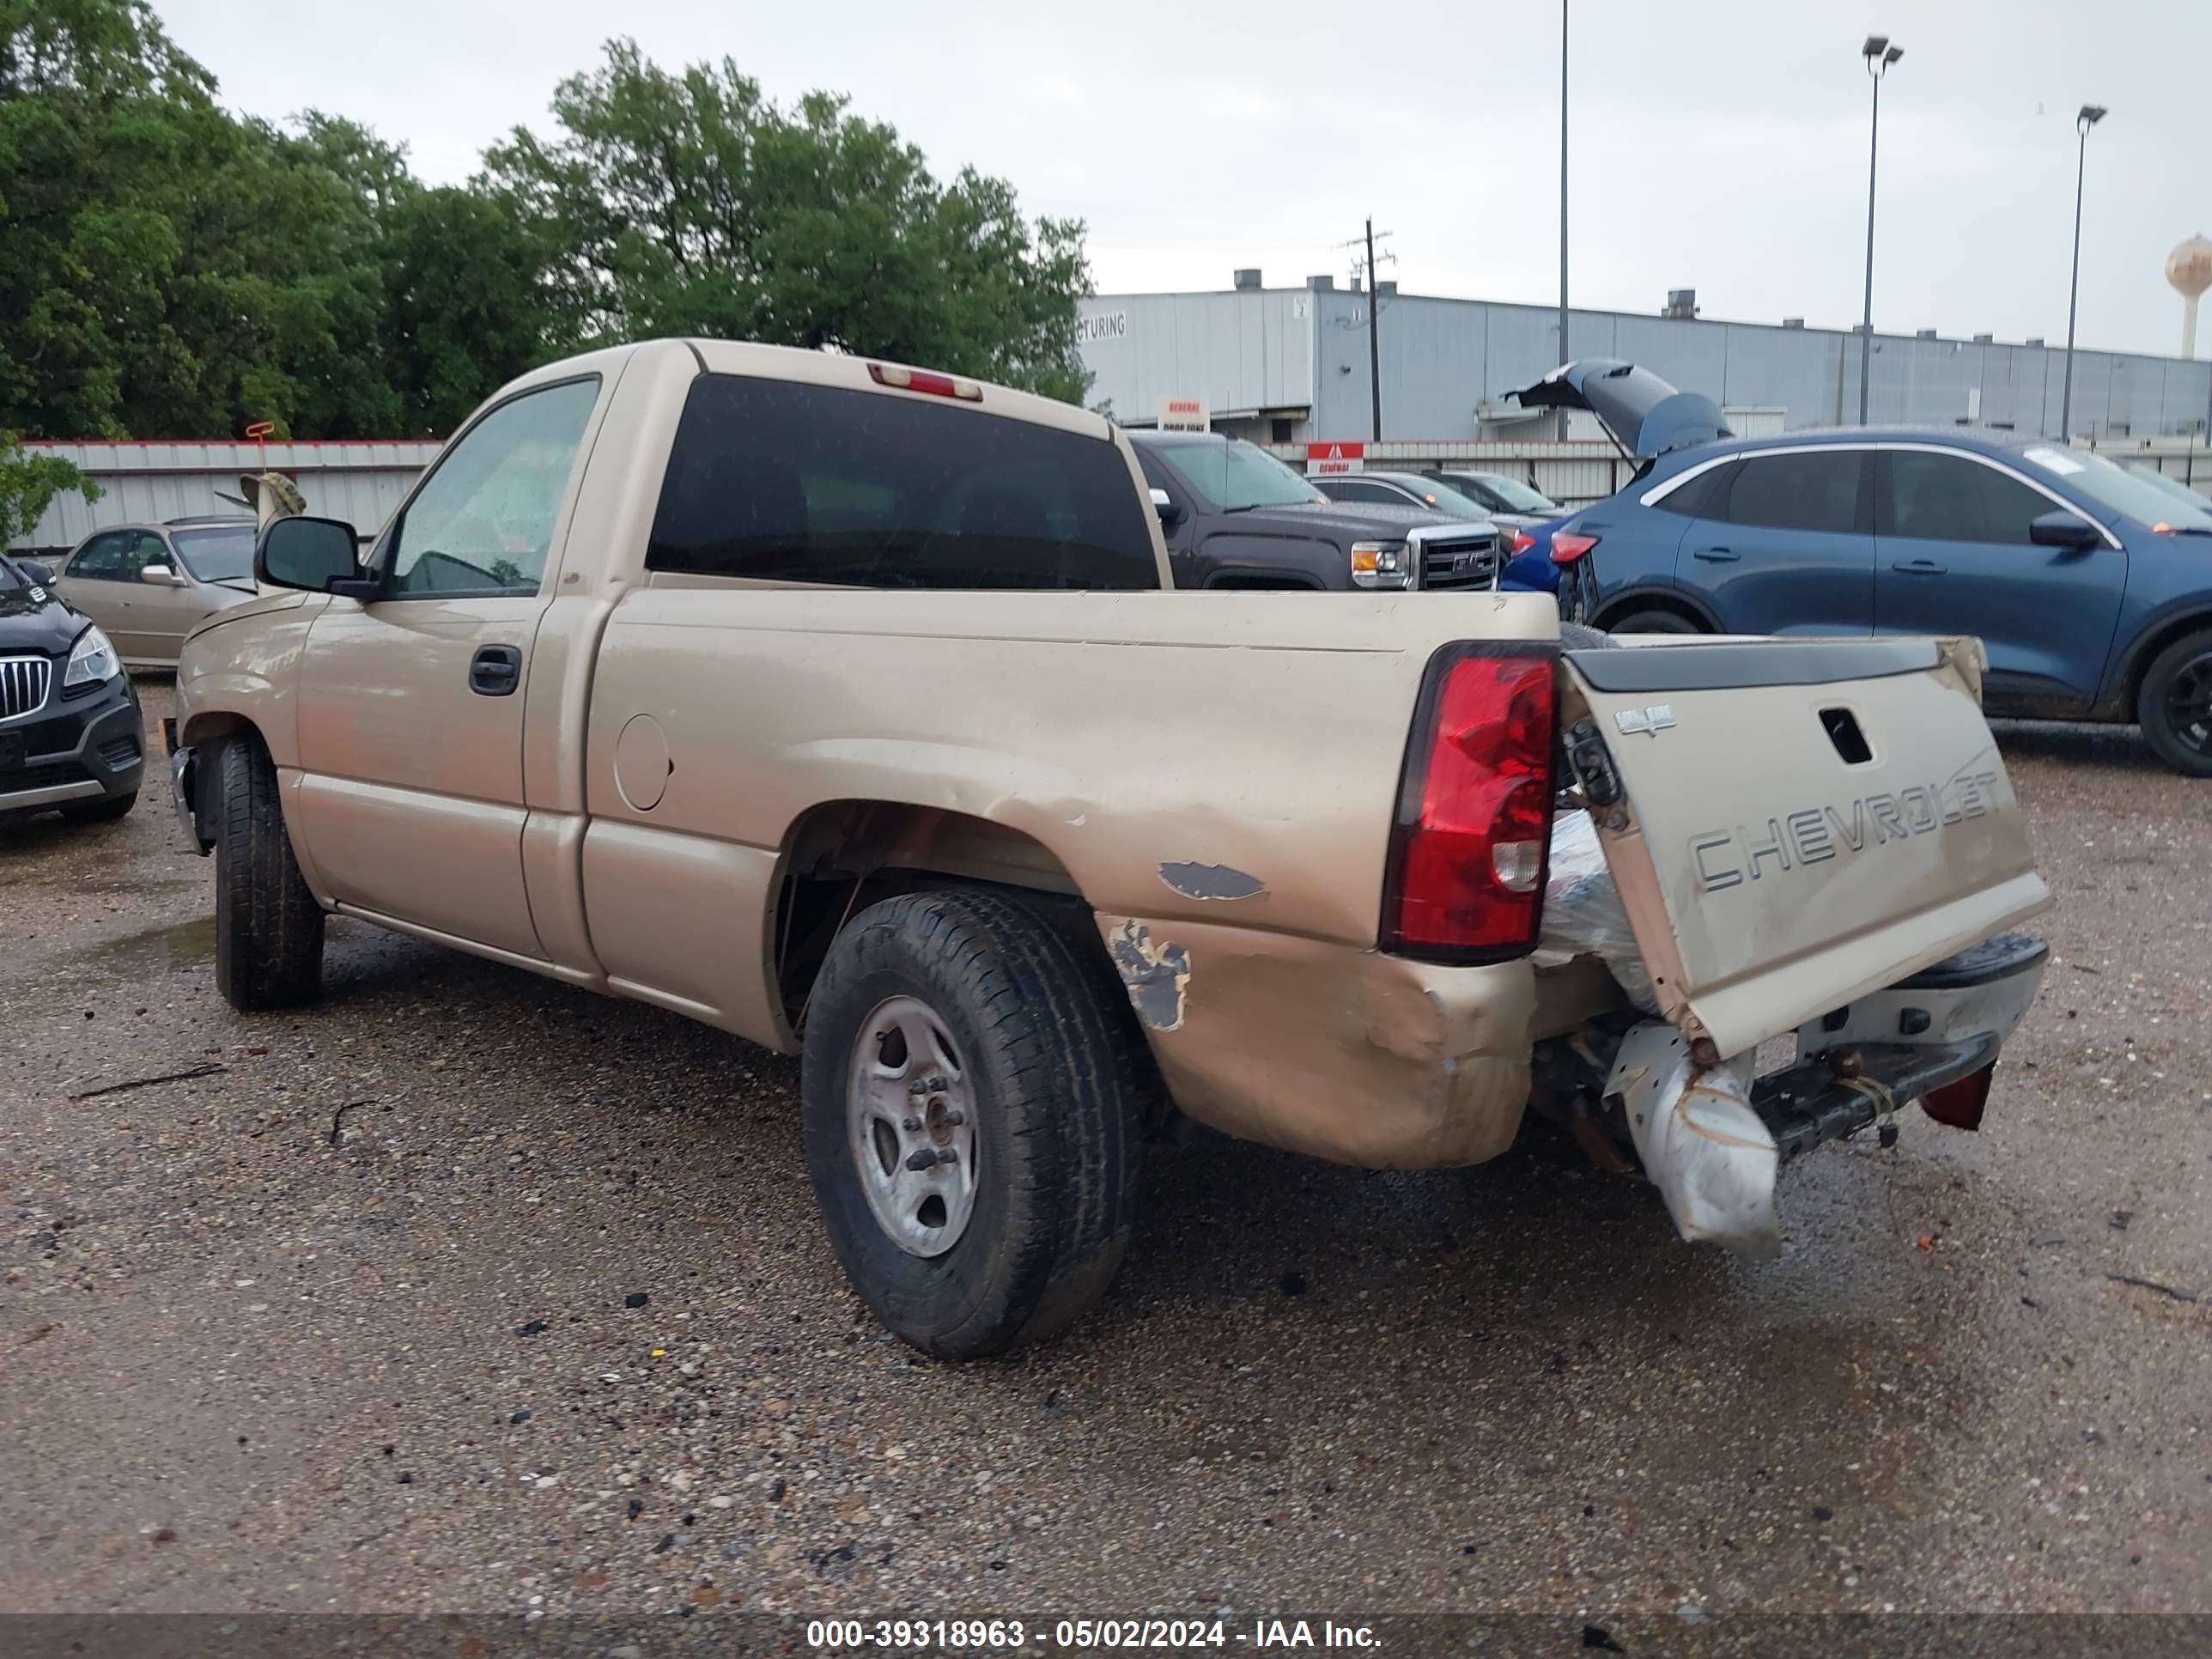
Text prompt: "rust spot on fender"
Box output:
[[1158, 861, 1267, 902], [1108, 920, 1192, 1031]]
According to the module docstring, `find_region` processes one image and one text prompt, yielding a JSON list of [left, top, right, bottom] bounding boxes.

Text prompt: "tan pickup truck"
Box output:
[[166, 339, 2052, 1358]]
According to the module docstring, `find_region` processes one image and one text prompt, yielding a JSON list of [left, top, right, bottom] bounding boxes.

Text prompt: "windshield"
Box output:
[[1463, 472, 1558, 514], [1152, 438, 1323, 512], [171, 526, 258, 583], [2018, 446, 2212, 532], [2121, 461, 2212, 514]]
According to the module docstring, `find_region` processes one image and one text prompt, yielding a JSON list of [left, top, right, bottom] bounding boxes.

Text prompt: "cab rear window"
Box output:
[[646, 374, 1158, 591]]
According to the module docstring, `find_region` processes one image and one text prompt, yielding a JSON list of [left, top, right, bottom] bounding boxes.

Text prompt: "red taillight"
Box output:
[[867, 362, 983, 401], [1920, 1062, 1995, 1131], [1510, 529, 1535, 555], [1382, 651, 1556, 959], [1550, 531, 1599, 565]]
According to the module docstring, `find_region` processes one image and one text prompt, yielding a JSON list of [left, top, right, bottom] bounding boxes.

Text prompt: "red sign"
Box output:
[[1305, 441, 1365, 476]]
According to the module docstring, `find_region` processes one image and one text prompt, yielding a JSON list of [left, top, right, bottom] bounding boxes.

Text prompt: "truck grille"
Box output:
[[1417, 533, 1500, 592], [0, 655, 52, 720]]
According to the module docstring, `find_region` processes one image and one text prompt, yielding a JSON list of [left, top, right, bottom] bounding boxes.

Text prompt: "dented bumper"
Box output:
[[1097, 913, 1544, 1169]]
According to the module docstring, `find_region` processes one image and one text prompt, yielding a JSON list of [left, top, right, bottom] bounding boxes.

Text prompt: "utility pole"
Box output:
[[1365, 217, 1383, 441], [1337, 223, 1395, 441]]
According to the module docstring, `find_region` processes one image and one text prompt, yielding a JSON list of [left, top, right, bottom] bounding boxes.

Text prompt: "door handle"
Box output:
[[469, 644, 522, 696], [1890, 560, 1948, 575], [1692, 546, 1738, 562]]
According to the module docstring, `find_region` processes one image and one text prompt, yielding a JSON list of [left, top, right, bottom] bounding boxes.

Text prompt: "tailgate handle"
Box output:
[[1692, 545, 1739, 562], [1891, 559, 1948, 575]]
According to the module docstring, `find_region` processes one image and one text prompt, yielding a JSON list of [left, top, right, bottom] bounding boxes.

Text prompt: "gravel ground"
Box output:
[[1, 680, 2206, 1622]]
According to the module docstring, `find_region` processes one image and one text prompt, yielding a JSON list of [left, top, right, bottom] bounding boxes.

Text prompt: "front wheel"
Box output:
[[213, 734, 325, 1011], [800, 889, 1146, 1359], [2138, 629, 2212, 778]]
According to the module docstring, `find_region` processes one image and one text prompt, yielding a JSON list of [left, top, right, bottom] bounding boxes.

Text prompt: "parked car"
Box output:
[[1519, 359, 2212, 775], [1128, 433, 1503, 590], [52, 514, 260, 668], [1420, 469, 1564, 520], [168, 339, 2048, 1356], [0, 553, 144, 823]]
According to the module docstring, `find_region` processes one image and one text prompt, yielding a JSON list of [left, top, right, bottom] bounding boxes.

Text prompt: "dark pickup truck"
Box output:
[[1130, 431, 1503, 592]]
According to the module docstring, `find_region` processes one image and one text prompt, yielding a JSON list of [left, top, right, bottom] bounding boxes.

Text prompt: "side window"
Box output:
[[1325, 479, 1395, 505], [69, 533, 134, 580], [384, 379, 600, 599], [131, 532, 172, 578], [1723, 452, 1863, 534], [1883, 452, 2049, 545], [647, 374, 1158, 591], [1652, 461, 1737, 519]]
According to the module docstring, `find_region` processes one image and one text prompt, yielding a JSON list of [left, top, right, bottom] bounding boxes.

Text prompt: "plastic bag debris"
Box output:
[[1606, 1022, 1780, 1257], [1539, 810, 1657, 1012]]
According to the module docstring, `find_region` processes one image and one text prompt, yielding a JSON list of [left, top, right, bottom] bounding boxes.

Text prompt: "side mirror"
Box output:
[[2029, 509, 2103, 551], [140, 562, 186, 587], [258, 515, 378, 597], [1148, 486, 1182, 526], [17, 559, 53, 585]]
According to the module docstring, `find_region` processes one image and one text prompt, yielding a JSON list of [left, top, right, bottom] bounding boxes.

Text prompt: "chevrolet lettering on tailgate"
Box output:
[[1689, 765, 2008, 894]]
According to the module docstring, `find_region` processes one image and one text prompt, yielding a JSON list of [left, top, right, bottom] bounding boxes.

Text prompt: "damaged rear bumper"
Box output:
[[1601, 933, 2047, 1255]]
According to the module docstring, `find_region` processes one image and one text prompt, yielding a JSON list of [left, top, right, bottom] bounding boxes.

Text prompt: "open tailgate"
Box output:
[[1559, 635, 2051, 1059]]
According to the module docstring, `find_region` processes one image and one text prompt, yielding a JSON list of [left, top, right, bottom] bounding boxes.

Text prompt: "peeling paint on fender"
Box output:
[[1158, 861, 1267, 902], [1108, 920, 1192, 1031]]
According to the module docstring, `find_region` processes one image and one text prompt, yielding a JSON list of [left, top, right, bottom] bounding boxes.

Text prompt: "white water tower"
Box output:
[[2168, 234, 2212, 359]]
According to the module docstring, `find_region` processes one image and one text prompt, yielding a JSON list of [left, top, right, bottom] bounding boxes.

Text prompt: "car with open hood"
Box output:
[[1516, 360, 2212, 775]]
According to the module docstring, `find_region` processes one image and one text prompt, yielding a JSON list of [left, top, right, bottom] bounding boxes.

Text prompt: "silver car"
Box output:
[[52, 515, 259, 668]]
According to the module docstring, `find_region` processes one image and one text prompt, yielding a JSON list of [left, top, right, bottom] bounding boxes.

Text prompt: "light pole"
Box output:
[[2059, 103, 2108, 440], [1558, 0, 1570, 436], [1856, 34, 1903, 426]]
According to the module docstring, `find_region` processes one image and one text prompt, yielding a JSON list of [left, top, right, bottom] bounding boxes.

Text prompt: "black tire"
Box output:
[[800, 889, 1146, 1359], [2136, 628, 2212, 778], [213, 734, 325, 1012], [60, 789, 138, 823], [1604, 608, 1705, 635]]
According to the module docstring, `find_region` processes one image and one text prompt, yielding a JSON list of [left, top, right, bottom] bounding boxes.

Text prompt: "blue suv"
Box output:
[[1519, 360, 2212, 775]]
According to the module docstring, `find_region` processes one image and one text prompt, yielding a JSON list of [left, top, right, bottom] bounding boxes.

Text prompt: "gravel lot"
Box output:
[[2, 678, 2206, 1621]]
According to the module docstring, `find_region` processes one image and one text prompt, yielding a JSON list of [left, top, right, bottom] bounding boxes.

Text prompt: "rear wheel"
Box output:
[[214, 734, 325, 1011], [800, 889, 1146, 1359], [2137, 628, 2212, 777], [1604, 608, 1705, 635]]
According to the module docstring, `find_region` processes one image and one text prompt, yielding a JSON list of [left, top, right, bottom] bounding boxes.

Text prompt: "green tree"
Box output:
[[380, 184, 557, 434], [485, 40, 1092, 403], [0, 434, 100, 542]]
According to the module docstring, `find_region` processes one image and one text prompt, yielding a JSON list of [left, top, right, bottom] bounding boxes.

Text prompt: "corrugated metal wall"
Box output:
[[1082, 289, 2212, 445], [9, 440, 442, 553]]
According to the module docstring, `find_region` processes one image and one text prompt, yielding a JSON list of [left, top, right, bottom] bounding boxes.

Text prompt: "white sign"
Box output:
[[1158, 395, 1209, 432], [1305, 441, 1365, 476], [1076, 311, 1128, 344]]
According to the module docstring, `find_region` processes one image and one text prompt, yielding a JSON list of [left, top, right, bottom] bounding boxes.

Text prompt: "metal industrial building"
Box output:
[[7, 439, 441, 556], [1077, 274, 2212, 449]]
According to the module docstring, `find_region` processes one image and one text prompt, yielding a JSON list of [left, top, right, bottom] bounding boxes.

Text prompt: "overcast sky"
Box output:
[[163, 0, 2210, 358]]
